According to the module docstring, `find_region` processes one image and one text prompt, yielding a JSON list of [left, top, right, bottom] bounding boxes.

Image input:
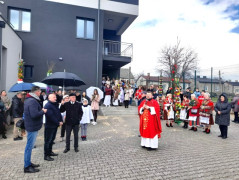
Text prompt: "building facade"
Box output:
[[0, 16, 22, 92], [0, 0, 138, 91]]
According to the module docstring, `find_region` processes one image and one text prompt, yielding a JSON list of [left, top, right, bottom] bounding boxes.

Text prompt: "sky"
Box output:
[[122, 0, 239, 80]]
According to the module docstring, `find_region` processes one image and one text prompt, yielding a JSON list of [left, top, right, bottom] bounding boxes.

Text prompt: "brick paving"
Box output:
[[1, 106, 239, 179]]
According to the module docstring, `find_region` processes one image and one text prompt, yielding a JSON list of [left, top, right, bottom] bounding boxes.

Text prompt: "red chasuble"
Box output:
[[138, 99, 162, 138]]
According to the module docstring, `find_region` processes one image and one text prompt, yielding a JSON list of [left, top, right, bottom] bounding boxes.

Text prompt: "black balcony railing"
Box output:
[[103, 40, 133, 58]]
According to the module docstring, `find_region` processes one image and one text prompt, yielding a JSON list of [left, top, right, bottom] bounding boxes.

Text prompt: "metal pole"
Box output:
[[211, 67, 213, 95], [194, 70, 196, 91], [96, 0, 100, 87], [183, 71, 185, 90]]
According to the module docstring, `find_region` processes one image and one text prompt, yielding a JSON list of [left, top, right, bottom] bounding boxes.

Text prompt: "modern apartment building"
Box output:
[[0, 0, 138, 91]]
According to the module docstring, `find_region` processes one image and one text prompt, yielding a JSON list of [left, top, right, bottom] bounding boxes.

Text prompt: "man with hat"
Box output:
[[60, 93, 83, 153]]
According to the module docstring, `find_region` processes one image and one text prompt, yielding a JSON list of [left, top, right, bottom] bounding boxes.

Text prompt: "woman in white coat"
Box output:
[[81, 99, 94, 141]]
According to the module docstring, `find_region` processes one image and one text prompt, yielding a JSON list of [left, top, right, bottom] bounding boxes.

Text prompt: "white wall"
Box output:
[[0, 17, 22, 95], [45, 0, 138, 15]]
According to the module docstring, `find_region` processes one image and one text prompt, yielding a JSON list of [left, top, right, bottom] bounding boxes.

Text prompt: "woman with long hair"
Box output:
[[91, 89, 100, 125]]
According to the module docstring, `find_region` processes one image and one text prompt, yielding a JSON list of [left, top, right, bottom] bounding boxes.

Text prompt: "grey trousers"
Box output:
[[81, 124, 88, 137]]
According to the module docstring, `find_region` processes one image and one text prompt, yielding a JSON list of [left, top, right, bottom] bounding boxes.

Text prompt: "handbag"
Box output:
[[16, 119, 25, 129], [191, 109, 198, 114]]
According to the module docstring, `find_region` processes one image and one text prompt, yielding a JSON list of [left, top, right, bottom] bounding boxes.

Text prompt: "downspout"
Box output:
[[96, 0, 100, 87]]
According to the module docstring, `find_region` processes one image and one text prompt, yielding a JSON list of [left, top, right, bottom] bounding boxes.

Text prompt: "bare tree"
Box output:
[[157, 39, 198, 80], [134, 71, 144, 84]]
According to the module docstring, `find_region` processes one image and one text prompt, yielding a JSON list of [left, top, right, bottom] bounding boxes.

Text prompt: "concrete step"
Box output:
[[99, 105, 138, 116]]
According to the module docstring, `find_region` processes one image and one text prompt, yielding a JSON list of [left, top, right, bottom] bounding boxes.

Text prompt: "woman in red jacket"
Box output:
[[188, 94, 200, 131]]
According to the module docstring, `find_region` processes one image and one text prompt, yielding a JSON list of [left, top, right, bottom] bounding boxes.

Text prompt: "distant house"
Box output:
[[190, 76, 224, 93], [137, 73, 191, 92], [120, 68, 134, 84], [224, 81, 239, 94]]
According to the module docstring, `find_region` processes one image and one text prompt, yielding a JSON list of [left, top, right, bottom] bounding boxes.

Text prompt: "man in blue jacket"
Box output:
[[24, 86, 47, 173], [44, 93, 63, 161]]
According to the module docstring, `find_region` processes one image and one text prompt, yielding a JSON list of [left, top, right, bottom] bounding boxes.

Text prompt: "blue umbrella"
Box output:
[[9, 83, 34, 92]]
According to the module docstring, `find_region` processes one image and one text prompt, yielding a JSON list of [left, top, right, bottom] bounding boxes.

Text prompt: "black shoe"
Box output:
[[31, 163, 40, 168], [166, 123, 170, 127], [63, 149, 70, 153], [206, 129, 211, 134], [138, 135, 141, 137], [50, 152, 58, 156], [232, 120, 238, 123], [170, 123, 173, 127], [13, 136, 23, 141], [193, 127, 197, 131], [44, 156, 54, 161], [53, 142, 55, 144], [33, 145, 36, 148], [222, 136, 227, 139], [147, 147, 156, 151], [24, 166, 40, 173], [218, 135, 222, 137], [185, 122, 188, 129], [75, 148, 79, 152], [2, 135, 7, 139], [189, 127, 194, 131]]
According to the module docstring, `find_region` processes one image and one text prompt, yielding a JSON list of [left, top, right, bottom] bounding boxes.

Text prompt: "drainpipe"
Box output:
[[96, 0, 100, 87]]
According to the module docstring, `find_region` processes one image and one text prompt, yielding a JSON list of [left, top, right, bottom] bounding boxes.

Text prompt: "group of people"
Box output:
[[102, 77, 135, 108], [137, 85, 239, 151], [0, 86, 101, 173]]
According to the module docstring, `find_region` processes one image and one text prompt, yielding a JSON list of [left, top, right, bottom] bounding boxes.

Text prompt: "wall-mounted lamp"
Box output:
[[0, 1, 4, 4], [59, 57, 63, 61]]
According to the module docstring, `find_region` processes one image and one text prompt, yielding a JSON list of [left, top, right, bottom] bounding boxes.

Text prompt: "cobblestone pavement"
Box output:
[[1, 106, 239, 180]]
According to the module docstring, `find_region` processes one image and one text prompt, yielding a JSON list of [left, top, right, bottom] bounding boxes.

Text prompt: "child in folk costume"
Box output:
[[80, 99, 94, 141], [199, 92, 214, 134], [180, 95, 190, 129], [188, 94, 200, 131], [164, 94, 174, 127], [124, 91, 130, 108]]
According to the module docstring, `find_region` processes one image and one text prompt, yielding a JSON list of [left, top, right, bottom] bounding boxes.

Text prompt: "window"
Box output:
[[9, 8, 31, 32], [24, 65, 33, 79], [204, 85, 208, 91], [76, 18, 95, 39], [215, 85, 220, 92]]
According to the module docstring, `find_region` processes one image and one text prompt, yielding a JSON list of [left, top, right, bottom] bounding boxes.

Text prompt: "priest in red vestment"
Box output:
[[138, 91, 162, 150]]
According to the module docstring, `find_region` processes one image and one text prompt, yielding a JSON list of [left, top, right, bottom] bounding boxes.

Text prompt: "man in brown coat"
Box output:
[[231, 93, 239, 123]]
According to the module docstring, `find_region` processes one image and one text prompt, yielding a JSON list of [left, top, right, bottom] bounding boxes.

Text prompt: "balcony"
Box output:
[[103, 40, 133, 58], [103, 40, 133, 77]]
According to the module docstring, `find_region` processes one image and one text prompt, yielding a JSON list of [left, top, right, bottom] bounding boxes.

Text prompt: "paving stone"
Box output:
[[1, 106, 239, 179]]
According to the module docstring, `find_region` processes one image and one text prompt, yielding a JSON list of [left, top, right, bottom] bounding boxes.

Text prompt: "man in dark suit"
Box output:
[[44, 93, 63, 161], [60, 93, 83, 153]]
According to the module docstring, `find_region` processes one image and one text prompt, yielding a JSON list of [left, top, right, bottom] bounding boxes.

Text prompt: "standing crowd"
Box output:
[[0, 86, 101, 173], [136, 85, 239, 151]]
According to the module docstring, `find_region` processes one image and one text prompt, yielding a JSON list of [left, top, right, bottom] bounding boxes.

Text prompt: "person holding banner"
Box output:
[[199, 92, 214, 134]]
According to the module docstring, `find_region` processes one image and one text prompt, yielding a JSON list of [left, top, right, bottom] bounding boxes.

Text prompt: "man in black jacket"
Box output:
[[60, 93, 83, 153], [12, 92, 24, 141], [44, 94, 63, 161]]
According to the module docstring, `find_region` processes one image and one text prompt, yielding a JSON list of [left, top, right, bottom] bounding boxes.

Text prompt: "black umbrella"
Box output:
[[41, 72, 86, 91]]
